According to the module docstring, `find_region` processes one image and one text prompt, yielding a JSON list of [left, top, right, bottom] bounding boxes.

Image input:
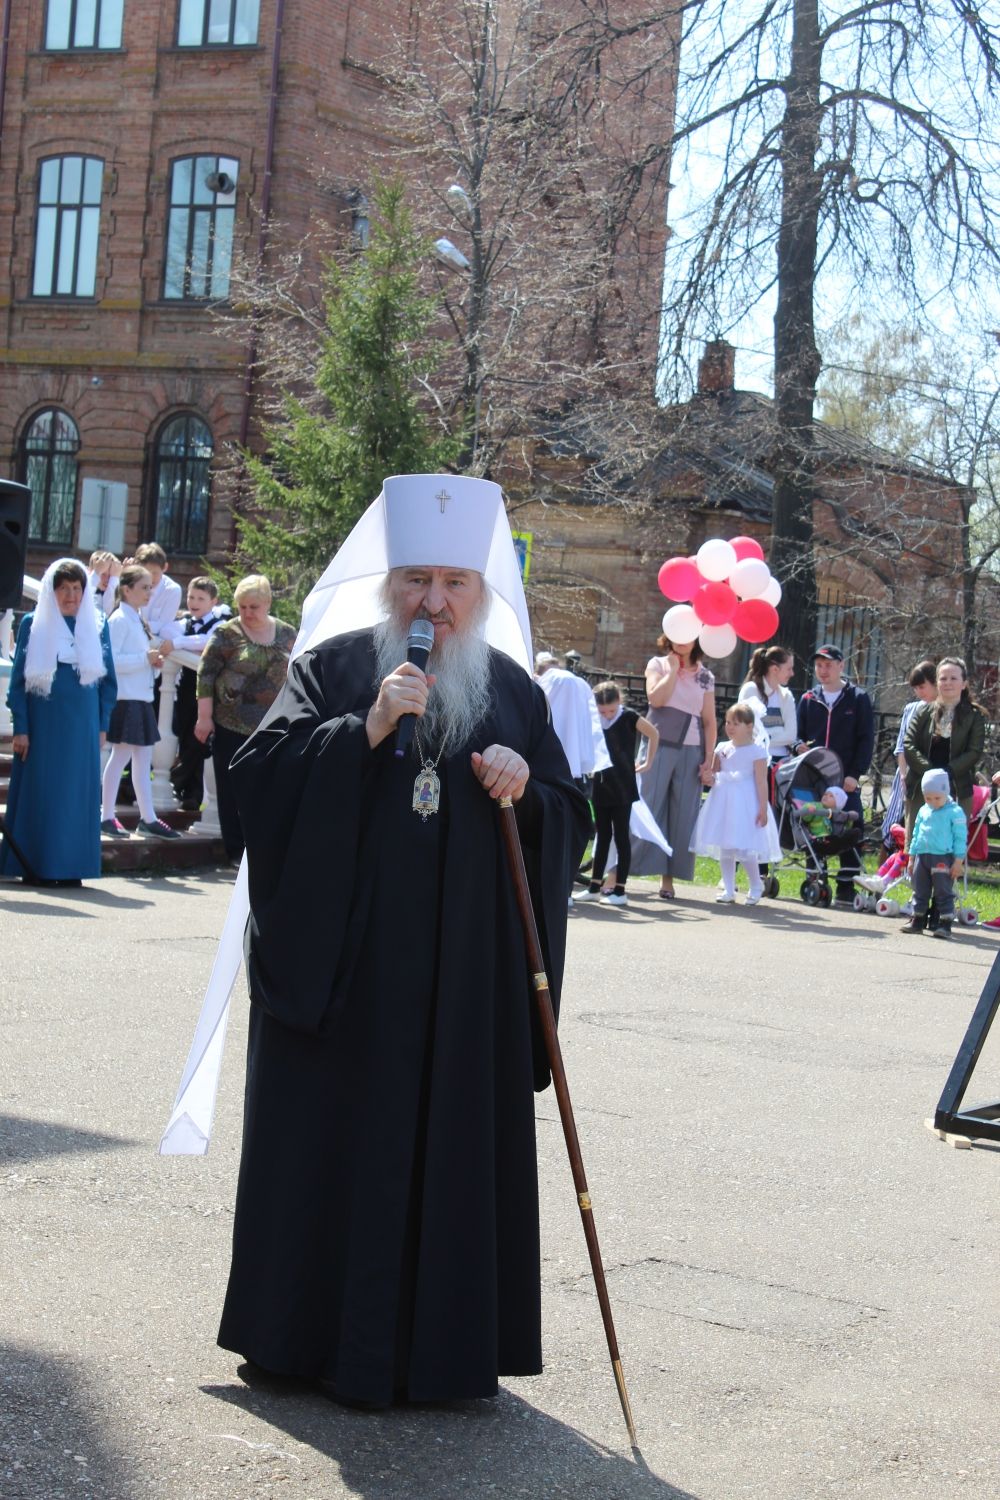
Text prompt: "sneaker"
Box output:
[[575, 888, 602, 902], [600, 892, 628, 907], [100, 817, 130, 839], [715, 893, 736, 904], [931, 921, 953, 941], [900, 914, 926, 935], [137, 818, 181, 840], [745, 891, 763, 906], [857, 874, 886, 895], [982, 915, 1000, 930]]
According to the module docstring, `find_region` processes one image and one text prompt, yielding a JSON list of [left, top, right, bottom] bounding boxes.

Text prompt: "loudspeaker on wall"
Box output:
[[0, 480, 32, 611]]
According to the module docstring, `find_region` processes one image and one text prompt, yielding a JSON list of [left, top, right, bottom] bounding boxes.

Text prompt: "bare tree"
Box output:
[[564, 0, 1000, 681], [819, 317, 1000, 676], [368, 0, 679, 483]]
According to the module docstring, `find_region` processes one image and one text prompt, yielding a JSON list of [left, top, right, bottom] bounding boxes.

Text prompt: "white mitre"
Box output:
[[295, 474, 533, 671]]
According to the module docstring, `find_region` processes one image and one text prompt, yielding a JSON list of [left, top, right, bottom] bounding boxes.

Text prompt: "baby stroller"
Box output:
[[771, 746, 865, 907]]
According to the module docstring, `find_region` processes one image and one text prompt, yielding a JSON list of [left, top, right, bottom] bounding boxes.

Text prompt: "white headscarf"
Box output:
[[295, 474, 533, 670], [24, 557, 107, 696]]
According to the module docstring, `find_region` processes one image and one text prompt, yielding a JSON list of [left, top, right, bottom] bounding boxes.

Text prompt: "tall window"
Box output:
[[20, 409, 81, 545], [163, 156, 238, 300], [151, 415, 213, 554], [45, 0, 124, 49], [177, 0, 259, 46], [33, 156, 103, 297]]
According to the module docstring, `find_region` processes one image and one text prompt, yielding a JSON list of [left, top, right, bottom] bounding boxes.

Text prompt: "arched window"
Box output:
[[163, 155, 239, 300], [150, 414, 213, 555], [19, 408, 80, 544], [33, 155, 104, 297]]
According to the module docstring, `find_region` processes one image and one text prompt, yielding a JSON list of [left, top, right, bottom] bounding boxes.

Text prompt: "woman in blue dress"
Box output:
[[2, 558, 117, 885]]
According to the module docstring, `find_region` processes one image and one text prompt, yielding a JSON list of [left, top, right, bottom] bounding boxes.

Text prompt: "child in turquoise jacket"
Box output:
[[901, 768, 968, 940]]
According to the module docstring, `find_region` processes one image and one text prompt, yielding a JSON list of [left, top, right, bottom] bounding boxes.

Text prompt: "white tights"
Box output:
[[720, 853, 763, 900], [102, 743, 155, 823]]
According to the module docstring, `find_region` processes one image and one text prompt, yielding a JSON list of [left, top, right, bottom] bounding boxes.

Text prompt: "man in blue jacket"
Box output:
[[795, 644, 875, 904]]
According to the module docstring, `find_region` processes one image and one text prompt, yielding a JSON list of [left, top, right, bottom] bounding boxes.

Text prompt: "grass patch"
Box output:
[[585, 840, 1000, 921]]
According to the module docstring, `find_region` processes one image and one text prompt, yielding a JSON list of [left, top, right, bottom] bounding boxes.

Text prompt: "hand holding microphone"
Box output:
[[394, 618, 436, 758], [364, 618, 437, 752]]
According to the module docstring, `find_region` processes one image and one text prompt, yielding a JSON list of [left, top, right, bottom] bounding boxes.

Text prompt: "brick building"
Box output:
[[515, 341, 968, 706], [0, 0, 676, 590]]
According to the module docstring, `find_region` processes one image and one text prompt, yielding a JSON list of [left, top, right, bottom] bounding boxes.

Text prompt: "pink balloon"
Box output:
[[693, 581, 737, 626], [733, 598, 780, 643], [730, 535, 765, 563], [657, 556, 703, 602]]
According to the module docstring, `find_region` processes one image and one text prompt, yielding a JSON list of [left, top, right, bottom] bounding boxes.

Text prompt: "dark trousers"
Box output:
[[911, 853, 956, 920], [592, 803, 632, 887], [212, 723, 248, 860], [833, 788, 864, 892], [170, 669, 207, 806]]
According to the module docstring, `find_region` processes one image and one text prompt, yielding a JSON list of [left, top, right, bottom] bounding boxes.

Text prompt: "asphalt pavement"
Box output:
[[2, 869, 999, 1500]]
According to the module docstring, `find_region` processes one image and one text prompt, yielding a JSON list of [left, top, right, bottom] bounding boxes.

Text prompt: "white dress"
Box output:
[[690, 740, 782, 862]]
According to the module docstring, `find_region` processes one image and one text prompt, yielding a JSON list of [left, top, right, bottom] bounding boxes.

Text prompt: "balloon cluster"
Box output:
[[657, 537, 781, 658]]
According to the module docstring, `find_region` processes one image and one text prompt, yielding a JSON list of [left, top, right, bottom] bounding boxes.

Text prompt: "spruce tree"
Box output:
[[232, 179, 461, 622]]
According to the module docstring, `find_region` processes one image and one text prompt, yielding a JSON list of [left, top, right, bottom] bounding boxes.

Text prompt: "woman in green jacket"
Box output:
[[903, 656, 987, 838]]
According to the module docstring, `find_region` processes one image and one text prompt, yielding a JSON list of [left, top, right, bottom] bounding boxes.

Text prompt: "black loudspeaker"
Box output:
[[0, 480, 32, 610]]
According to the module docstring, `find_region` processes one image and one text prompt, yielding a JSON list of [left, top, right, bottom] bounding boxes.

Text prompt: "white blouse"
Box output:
[[107, 604, 156, 703]]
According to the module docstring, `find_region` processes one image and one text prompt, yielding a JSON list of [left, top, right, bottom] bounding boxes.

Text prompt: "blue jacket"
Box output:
[[910, 799, 968, 859], [796, 680, 875, 782]]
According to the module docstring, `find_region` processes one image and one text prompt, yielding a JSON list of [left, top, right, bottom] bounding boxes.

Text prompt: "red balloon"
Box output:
[[693, 580, 737, 626], [730, 535, 765, 563], [733, 598, 779, 643], [657, 556, 703, 602]]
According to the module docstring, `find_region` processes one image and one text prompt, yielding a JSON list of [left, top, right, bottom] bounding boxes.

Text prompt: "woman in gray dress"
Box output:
[[631, 633, 716, 899]]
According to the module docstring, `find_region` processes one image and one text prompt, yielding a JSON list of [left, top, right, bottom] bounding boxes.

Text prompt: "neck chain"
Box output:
[[411, 723, 444, 819]]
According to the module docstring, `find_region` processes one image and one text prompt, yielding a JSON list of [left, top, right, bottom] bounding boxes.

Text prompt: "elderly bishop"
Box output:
[[217, 475, 590, 1408]]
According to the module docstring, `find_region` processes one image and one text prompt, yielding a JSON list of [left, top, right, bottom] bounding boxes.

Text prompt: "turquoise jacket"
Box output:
[[909, 799, 968, 860]]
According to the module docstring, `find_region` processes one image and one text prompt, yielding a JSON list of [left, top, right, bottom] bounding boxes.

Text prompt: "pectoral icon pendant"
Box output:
[[412, 764, 441, 819]]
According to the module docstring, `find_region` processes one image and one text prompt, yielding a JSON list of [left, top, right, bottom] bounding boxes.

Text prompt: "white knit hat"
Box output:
[[921, 768, 950, 798]]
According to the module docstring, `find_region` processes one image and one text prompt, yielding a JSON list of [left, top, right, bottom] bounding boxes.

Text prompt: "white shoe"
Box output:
[[857, 875, 886, 895], [575, 888, 601, 901], [715, 893, 736, 904], [600, 892, 628, 907], [745, 892, 763, 906]]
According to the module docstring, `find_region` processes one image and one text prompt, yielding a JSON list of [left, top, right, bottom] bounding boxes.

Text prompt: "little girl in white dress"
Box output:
[[691, 701, 782, 905]]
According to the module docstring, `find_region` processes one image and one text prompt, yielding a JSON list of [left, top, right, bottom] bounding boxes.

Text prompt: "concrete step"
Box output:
[[0, 734, 229, 875], [100, 828, 229, 874]]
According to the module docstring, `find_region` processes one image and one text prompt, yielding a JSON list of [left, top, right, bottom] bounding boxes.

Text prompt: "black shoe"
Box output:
[[137, 818, 181, 840], [901, 913, 926, 934], [931, 920, 953, 941], [317, 1379, 390, 1411], [835, 887, 856, 906]]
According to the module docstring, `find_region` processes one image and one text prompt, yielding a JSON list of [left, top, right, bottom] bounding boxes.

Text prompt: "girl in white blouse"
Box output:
[[100, 566, 180, 840]]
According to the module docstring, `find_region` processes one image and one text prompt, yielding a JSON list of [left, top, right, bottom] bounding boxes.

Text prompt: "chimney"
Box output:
[[697, 339, 736, 396]]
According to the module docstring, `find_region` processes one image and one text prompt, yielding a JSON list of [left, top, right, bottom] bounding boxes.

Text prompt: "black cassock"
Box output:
[[217, 629, 590, 1404]]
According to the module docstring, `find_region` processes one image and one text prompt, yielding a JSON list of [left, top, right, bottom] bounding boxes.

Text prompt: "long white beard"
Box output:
[[373, 612, 492, 759]]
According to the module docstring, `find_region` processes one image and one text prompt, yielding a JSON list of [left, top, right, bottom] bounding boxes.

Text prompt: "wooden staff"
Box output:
[[497, 796, 637, 1447]]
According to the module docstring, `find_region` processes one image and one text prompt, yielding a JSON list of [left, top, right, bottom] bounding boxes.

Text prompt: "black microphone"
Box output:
[[394, 618, 436, 759]]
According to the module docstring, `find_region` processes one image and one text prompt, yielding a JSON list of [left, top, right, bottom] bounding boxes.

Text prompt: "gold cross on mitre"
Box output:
[[435, 488, 451, 513]]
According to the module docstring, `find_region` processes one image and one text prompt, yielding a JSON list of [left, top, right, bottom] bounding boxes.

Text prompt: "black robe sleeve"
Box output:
[[228, 640, 381, 1036]]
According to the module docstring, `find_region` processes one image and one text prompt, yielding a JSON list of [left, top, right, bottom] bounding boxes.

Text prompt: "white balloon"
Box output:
[[661, 604, 700, 643], [761, 576, 782, 607], [698, 622, 738, 658], [729, 557, 771, 599], [696, 538, 738, 582]]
